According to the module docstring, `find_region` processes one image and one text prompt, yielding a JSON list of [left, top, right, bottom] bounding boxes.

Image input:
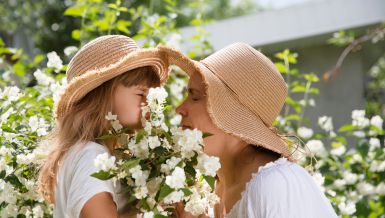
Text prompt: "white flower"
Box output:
[[161, 157, 182, 175], [342, 171, 358, 185], [163, 190, 184, 204], [338, 201, 356, 215], [32, 205, 44, 218], [0, 86, 22, 102], [369, 160, 385, 172], [352, 110, 369, 128], [185, 194, 207, 216], [370, 115, 383, 129], [306, 140, 326, 157], [34, 69, 54, 86], [170, 114, 182, 126], [111, 120, 123, 132], [105, 112, 117, 121], [177, 129, 203, 159], [47, 51, 63, 72], [297, 127, 313, 139], [357, 182, 375, 196], [376, 182, 385, 195], [165, 167, 186, 189], [142, 211, 154, 218], [369, 138, 381, 150], [147, 87, 168, 104], [64, 46, 78, 57], [331, 145, 346, 156], [197, 154, 221, 177], [94, 152, 117, 172], [318, 116, 333, 132], [134, 186, 148, 199], [333, 179, 346, 189], [353, 131, 365, 138], [148, 136, 161, 149]]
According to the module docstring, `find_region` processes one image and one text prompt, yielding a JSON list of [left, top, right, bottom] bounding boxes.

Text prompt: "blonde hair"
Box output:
[[38, 66, 160, 203]]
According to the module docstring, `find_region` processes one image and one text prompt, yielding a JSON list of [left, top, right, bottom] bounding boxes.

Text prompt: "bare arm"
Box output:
[[79, 192, 120, 218]]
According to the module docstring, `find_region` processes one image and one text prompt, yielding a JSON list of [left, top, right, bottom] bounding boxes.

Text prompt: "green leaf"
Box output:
[[96, 134, 115, 140], [33, 54, 45, 64], [136, 129, 147, 143], [203, 132, 213, 138], [304, 74, 319, 82], [140, 198, 151, 211], [64, 5, 87, 17], [122, 158, 141, 170], [12, 62, 25, 77], [291, 86, 306, 93], [285, 115, 301, 121], [154, 214, 170, 218], [203, 175, 216, 191], [71, 29, 81, 40], [0, 170, 6, 179], [181, 188, 193, 196], [116, 20, 131, 34], [338, 124, 355, 132], [274, 62, 287, 73], [91, 171, 115, 180], [158, 184, 173, 201]]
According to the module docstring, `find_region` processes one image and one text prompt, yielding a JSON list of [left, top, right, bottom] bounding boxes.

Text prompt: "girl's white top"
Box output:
[[54, 141, 126, 218], [226, 157, 338, 218]]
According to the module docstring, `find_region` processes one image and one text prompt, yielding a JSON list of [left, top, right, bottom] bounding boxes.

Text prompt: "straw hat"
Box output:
[[159, 43, 291, 158], [54, 35, 170, 120]]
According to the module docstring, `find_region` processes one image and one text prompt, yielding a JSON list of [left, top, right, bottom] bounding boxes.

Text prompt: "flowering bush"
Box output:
[[92, 87, 220, 217], [0, 50, 67, 217]]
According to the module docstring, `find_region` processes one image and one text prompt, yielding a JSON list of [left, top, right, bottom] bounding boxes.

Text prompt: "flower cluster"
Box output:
[[298, 110, 385, 217], [93, 87, 220, 217]]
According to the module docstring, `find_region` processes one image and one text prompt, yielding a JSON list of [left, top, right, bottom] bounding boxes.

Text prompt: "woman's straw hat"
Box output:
[[160, 43, 291, 158], [54, 35, 170, 120]]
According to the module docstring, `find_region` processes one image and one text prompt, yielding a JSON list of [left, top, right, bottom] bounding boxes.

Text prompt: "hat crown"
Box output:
[[201, 42, 287, 126], [66, 35, 138, 82]]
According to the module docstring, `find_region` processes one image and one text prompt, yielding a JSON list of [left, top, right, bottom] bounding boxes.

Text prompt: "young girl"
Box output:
[[38, 35, 169, 218], [160, 43, 338, 218]]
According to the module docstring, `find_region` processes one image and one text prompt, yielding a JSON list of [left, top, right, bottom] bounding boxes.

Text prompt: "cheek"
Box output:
[[114, 95, 143, 127]]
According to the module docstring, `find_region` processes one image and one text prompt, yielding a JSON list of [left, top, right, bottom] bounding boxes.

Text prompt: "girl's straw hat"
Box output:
[[160, 43, 291, 158], [54, 35, 170, 120]]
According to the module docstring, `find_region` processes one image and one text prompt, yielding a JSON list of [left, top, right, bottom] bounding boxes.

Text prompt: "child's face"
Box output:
[[113, 84, 149, 130]]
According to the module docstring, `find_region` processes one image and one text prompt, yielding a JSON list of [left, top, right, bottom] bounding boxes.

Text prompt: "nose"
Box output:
[[176, 101, 187, 117]]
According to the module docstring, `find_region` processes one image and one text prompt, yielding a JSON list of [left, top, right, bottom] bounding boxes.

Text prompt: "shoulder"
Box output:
[[246, 158, 314, 199], [69, 141, 110, 162]]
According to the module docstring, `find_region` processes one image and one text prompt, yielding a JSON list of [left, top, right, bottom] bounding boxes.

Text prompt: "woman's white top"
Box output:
[[54, 141, 126, 218], [226, 157, 338, 218]]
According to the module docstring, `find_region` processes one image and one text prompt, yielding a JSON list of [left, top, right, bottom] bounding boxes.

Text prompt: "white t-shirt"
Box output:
[[226, 157, 338, 218], [54, 141, 126, 218]]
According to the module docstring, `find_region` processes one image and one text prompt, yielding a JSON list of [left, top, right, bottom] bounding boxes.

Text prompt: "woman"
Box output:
[[38, 35, 170, 218], [159, 43, 338, 217]]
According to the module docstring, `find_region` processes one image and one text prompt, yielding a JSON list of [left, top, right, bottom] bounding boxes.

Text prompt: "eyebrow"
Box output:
[[188, 88, 201, 95]]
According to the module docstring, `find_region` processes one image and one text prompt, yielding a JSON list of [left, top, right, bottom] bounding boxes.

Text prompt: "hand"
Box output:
[[175, 202, 210, 218]]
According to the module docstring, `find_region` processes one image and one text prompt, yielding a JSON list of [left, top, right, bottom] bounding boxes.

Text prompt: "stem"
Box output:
[[283, 56, 291, 118], [324, 26, 385, 80], [298, 81, 312, 127]]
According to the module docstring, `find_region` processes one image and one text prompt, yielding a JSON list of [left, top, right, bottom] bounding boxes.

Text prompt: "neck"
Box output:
[[216, 141, 280, 190]]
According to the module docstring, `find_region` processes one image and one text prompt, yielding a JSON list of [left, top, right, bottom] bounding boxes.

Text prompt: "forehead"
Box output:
[[188, 72, 205, 91]]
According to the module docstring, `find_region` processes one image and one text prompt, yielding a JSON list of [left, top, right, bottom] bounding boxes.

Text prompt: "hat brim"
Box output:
[[55, 47, 170, 120], [159, 45, 291, 158]]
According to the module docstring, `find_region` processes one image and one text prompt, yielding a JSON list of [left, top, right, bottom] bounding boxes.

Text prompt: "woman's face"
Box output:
[[176, 72, 227, 157], [113, 84, 148, 130]]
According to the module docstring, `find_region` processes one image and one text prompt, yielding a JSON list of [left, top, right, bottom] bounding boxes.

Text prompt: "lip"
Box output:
[[181, 125, 193, 130]]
